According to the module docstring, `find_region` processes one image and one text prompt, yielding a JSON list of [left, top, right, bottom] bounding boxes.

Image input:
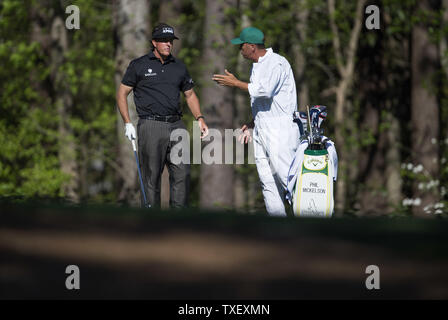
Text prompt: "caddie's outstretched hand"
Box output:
[[212, 69, 238, 87], [198, 118, 209, 139]]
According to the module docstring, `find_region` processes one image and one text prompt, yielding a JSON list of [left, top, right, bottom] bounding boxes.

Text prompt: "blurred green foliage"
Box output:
[[0, 0, 63, 197], [0, 0, 116, 201]]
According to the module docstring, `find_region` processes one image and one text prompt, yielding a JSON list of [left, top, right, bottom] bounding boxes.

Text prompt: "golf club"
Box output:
[[293, 111, 307, 136], [306, 105, 328, 149], [310, 105, 326, 129], [306, 105, 313, 144], [131, 139, 151, 208], [317, 110, 327, 129]]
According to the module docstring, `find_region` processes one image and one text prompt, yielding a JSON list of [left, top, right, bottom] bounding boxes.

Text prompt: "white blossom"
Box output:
[[412, 164, 423, 174], [434, 203, 445, 209], [426, 180, 439, 189], [413, 198, 421, 206], [431, 138, 437, 144]]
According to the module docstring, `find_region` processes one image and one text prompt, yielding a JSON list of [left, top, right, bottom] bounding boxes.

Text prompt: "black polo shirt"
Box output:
[[121, 51, 195, 117]]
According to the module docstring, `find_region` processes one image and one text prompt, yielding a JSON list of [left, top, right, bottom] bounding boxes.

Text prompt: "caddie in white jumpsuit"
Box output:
[[213, 27, 299, 216]]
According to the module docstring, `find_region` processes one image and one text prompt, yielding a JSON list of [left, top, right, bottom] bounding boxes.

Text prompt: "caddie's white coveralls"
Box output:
[[249, 48, 299, 216]]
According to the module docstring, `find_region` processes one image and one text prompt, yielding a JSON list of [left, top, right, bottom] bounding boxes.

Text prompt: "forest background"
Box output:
[[1, 0, 447, 217]]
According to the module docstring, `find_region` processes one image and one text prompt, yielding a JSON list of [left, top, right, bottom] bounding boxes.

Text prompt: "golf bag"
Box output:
[[287, 106, 338, 217]]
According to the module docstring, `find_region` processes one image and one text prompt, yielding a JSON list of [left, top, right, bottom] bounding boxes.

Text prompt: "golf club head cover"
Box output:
[[310, 105, 327, 129], [293, 111, 306, 136], [299, 112, 308, 132]]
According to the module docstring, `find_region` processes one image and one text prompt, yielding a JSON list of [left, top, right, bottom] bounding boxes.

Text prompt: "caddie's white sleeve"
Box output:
[[248, 64, 283, 99], [326, 141, 338, 181], [285, 139, 309, 202]]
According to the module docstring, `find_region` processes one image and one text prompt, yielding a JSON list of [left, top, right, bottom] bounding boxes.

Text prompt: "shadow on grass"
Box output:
[[1, 197, 448, 299]]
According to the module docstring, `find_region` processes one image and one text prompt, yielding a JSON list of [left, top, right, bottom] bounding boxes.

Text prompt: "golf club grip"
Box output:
[[131, 139, 137, 152]]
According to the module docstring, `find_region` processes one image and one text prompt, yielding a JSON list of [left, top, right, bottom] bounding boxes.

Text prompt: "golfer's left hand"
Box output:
[[124, 123, 137, 141], [198, 118, 209, 139], [212, 69, 238, 87]]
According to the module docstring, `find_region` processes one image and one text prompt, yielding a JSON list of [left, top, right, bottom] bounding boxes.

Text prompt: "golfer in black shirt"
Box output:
[[117, 23, 209, 208]]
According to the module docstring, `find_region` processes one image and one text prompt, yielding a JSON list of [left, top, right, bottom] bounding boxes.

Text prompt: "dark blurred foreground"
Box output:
[[1, 200, 447, 300]]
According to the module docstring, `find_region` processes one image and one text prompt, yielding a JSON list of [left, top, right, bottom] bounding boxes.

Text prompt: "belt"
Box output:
[[140, 114, 181, 123]]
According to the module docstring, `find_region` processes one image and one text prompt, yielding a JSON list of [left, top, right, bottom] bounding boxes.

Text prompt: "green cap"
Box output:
[[230, 27, 264, 45]]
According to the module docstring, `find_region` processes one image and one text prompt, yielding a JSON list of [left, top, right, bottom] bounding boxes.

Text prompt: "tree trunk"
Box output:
[[357, 98, 382, 215], [328, 0, 366, 214], [234, 0, 251, 211], [383, 7, 404, 213], [441, 0, 448, 155], [113, 0, 151, 206], [50, 11, 79, 202], [356, 6, 403, 216], [411, 0, 440, 217], [200, 0, 236, 209], [441, 0, 448, 77], [333, 81, 348, 214], [30, 2, 80, 202], [292, 1, 309, 108], [357, 111, 402, 215], [385, 113, 402, 209]]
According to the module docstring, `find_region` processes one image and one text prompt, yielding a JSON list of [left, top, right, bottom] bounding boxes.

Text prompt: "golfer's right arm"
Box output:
[[117, 83, 133, 124], [117, 83, 137, 141]]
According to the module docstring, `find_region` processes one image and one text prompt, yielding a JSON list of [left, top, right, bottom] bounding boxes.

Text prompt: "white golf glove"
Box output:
[[124, 123, 136, 141]]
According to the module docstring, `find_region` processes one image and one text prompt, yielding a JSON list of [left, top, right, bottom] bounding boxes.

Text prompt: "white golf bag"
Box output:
[[286, 106, 338, 218]]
